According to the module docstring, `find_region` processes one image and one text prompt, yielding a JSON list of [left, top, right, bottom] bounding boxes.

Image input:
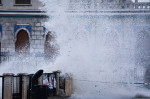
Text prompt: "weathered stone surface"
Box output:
[[65, 75, 72, 97], [3, 73, 14, 99]]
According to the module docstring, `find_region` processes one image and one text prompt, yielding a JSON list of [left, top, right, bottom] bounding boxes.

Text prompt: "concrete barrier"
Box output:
[[3, 73, 14, 99]]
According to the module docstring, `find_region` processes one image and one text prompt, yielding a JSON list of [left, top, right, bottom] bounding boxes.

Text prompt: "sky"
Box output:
[[132, 0, 150, 2]]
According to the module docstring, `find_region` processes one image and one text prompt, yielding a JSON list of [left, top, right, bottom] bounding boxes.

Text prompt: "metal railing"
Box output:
[[134, 2, 150, 9], [0, 72, 59, 99], [0, 70, 72, 99]]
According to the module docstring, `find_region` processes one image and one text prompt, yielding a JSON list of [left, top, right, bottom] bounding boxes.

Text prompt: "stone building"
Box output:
[[0, 0, 150, 63], [0, 0, 57, 62], [68, 0, 150, 10]]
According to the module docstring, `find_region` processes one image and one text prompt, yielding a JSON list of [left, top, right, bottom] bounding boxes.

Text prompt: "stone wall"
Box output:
[[68, 0, 134, 10], [0, 17, 48, 62], [0, 0, 42, 10]]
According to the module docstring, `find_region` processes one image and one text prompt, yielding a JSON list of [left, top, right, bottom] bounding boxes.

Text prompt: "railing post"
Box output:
[[2, 76, 4, 99], [65, 74, 72, 97], [17, 73, 29, 99], [3, 73, 14, 99], [53, 70, 61, 95]]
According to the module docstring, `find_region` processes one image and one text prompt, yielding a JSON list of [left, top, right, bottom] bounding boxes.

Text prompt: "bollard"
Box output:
[[65, 74, 72, 97], [53, 70, 61, 95], [3, 73, 14, 99], [17, 73, 29, 99]]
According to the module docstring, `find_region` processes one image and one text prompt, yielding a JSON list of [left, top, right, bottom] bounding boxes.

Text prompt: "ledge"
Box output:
[[3, 73, 15, 76]]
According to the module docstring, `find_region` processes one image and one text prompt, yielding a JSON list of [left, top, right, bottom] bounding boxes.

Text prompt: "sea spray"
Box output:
[[0, 0, 149, 98], [39, 0, 150, 98]]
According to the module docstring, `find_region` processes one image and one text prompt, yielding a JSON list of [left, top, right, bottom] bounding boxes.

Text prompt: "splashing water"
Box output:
[[0, 0, 150, 99], [38, 0, 150, 98]]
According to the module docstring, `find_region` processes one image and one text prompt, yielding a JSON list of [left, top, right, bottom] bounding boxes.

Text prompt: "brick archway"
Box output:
[[15, 29, 30, 55]]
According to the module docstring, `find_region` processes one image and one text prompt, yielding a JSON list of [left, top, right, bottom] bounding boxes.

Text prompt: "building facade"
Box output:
[[68, 0, 150, 10], [0, 0, 150, 91], [0, 0, 150, 63], [0, 0, 57, 63]]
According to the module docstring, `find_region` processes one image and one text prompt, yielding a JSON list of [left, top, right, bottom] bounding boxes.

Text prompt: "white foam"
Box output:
[[38, 0, 150, 98]]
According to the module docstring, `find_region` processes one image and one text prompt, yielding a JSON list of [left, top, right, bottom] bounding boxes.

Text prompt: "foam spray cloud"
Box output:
[[0, 0, 150, 98], [38, 0, 150, 98]]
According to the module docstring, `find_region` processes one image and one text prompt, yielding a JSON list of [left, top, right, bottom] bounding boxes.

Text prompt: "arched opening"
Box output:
[[44, 32, 55, 60], [0, 42, 1, 55], [136, 31, 150, 88], [104, 29, 119, 47], [15, 29, 30, 55], [136, 31, 150, 62], [0, 42, 2, 62]]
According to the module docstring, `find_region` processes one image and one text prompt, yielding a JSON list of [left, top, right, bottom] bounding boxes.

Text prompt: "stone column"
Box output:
[[53, 70, 61, 95], [65, 75, 72, 97], [3, 73, 14, 99], [17, 73, 29, 99]]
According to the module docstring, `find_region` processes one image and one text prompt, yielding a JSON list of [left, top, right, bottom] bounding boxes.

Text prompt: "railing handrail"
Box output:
[[0, 72, 57, 77]]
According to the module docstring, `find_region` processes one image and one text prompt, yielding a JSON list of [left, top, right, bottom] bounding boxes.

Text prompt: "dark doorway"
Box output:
[[15, 30, 30, 55]]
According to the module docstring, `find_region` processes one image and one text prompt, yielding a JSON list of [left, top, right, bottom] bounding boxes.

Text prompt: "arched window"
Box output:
[[15, 29, 30, 55], [44, 32, 58, 61], [44, 32, 53, 59], [137, 31, 150, 88], [104, 29, 119, 47], [137, 31, 150, 50], [136, 31, 150, 67]]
